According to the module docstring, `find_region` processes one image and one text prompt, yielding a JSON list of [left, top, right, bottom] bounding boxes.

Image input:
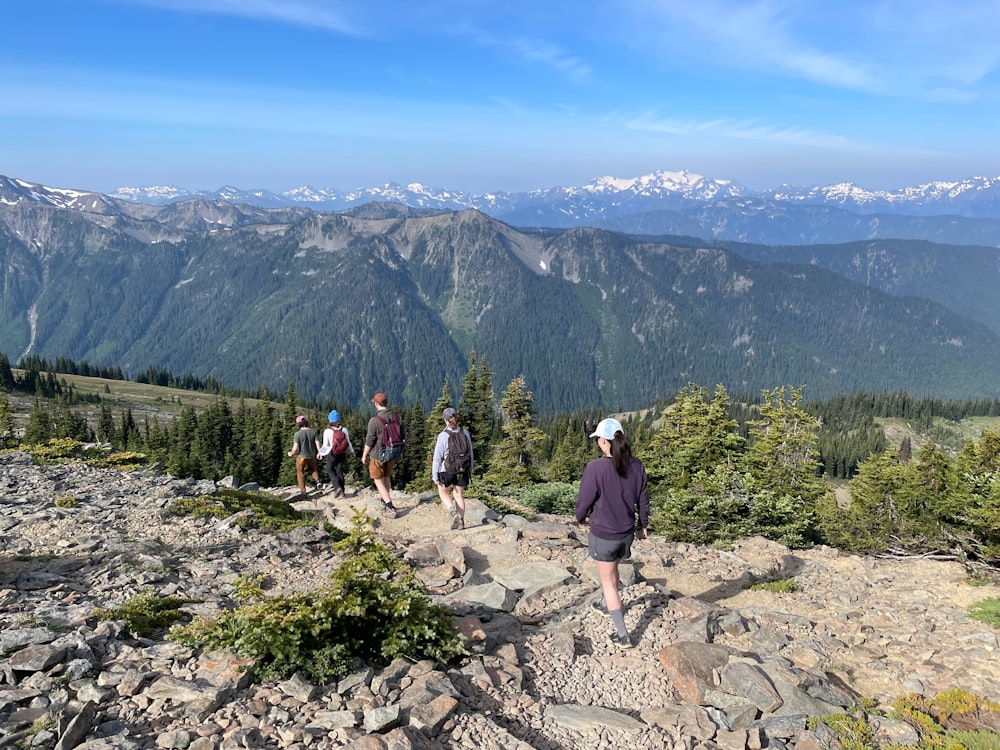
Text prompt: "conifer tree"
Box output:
[[23, 398, 52, 444], [0, 353, 14, 392], [819, 448, 908, 554], [742, 386, 825, 546], [97, 403, 115, 444], [401, 398, 429, 492], [546, 416, 592, 482], [639, 384, 744, 489], [0, 392, 16, 448], [483, 375, 545, 488], [459, 351, 497, 476]]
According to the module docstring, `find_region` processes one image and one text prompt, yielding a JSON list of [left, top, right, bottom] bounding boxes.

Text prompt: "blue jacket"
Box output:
[[575, 455, 650, 540]]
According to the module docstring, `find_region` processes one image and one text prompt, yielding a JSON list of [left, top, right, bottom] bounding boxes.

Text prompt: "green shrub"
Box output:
[[514, 482, 578, 515], [93, 591, 192, 637], [54, 495, 77, 508], [169, 488, 320, 533], [170, 512, 466, 683], [19, 438, 85, 463], [968, 597, 1000, 628], [748, 577, 799, 593], [809, 712, 877, 750]]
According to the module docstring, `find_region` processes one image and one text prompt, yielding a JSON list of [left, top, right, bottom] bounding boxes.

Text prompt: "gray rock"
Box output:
[[545, 703, 646, 732]]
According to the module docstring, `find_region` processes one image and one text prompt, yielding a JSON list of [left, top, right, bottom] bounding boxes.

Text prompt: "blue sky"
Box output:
[[4, 0, 1000, 194]]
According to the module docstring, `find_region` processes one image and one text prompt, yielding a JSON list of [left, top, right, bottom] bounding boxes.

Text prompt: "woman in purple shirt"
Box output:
[[575, 417, 650, 649]]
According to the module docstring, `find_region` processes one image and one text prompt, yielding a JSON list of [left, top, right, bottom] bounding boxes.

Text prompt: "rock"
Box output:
[[3, 456, 1000, 750]]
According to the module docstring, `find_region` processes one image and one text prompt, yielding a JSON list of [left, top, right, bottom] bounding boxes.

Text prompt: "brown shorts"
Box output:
[[368, 457, 397, 480]]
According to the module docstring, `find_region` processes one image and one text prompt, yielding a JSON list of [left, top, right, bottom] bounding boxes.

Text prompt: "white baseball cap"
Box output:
[[589, 417, 623, 440]]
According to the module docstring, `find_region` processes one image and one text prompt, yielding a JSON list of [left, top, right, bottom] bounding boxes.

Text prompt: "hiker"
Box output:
[[318, 409, 355, 497], [432, 406, 474, 530], [575, 417, 650, 649], [287, 415, 321, 494], [361, 392, 403, 517]]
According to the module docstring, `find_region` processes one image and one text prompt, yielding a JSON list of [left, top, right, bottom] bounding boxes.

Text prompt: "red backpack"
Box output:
[[331, 427, 348, 455], [375, 413, 405, 462]]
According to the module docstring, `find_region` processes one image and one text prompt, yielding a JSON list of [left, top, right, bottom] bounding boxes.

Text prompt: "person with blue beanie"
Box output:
[[318, 409, 355, 497]]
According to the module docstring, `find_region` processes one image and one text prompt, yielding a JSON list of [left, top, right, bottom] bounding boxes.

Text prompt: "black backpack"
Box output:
[[375, 413, 404, 462], [443, 429, 471, 474]]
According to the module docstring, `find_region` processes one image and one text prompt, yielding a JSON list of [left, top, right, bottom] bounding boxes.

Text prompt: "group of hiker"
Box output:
[[286, 392, 474, 523], [288, 393, 650, 650]]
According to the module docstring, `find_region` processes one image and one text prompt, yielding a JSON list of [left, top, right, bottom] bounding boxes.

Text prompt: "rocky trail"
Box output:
[[2, 451, 999, 749]]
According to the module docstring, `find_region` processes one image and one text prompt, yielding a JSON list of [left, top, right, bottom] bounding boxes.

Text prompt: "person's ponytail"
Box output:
[[610, 431, 632, 477]]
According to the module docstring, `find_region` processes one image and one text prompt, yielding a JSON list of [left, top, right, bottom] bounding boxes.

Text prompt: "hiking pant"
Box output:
[[325, 452, 347, 492]]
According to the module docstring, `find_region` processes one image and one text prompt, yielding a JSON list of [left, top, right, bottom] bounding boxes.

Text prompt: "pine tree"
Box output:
[[742, 386, 825, 546], [23, 398, 52, 444], [0, 392, 16, 448], [483, 375, 546, 489], [898, 435, 912, 464], [97, 403, 116, 444], [458, 351, 497, 476], [0, 353, 15, 392], [639, 384, 744, 490], [401, 398, 429, 492]]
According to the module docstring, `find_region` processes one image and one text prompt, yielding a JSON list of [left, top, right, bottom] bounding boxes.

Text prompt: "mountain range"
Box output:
[[100, 170, 1000, 247], [2, 173, 1000, 412]]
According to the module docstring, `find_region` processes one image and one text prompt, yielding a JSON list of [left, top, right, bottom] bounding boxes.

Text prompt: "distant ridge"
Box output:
[[3, 187, 1000, 411], [97, 170, 1000, 247]]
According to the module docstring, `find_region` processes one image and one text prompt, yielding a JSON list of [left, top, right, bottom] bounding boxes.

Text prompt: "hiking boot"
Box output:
[[610, 632, 634, 650], [381, 501, 398, 518], [450, 512, 463, 530], [335, 488, 345, 498]]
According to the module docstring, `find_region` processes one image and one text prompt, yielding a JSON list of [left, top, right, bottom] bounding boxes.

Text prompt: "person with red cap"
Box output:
[[360, 392, 403, 517]]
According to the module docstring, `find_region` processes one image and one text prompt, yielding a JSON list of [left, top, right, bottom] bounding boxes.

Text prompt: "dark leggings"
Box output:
[[325, 452, 348, 491]]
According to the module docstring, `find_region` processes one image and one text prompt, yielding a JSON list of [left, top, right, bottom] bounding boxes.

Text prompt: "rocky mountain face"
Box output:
[[2, 452, 999, 749], [4, 191, 1000, 411]]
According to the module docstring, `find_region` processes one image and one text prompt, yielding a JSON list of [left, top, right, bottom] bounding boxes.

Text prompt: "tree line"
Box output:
[[3, 352, 1000, 566]]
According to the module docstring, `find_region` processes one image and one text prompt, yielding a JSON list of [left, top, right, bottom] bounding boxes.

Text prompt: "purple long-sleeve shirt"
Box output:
[[575, 455, 650, 540]]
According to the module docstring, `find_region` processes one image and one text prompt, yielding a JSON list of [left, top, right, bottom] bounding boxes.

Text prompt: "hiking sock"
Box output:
[[609, 608, 628, 638]]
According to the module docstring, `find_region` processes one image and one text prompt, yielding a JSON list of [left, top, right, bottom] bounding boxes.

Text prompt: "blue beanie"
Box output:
[[328, 410, 340, 423]]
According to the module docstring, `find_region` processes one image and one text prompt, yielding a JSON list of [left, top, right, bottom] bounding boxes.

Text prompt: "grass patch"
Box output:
[[747, 577, 799, 593], [968, 597, 1000, 628]]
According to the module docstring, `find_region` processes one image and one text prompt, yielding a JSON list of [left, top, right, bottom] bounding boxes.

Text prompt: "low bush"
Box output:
[[170, 512, 466, 683], [93, 591, 192, 637], [169, 488, 335, 535], [514, 482, 578, 515]]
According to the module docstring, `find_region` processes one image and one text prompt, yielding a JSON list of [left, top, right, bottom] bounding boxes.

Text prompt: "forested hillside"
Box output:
[[4, 199, 1000, 412]]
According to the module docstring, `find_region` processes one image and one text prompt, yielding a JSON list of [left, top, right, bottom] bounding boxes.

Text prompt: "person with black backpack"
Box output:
[[361, 392, 404, 517], [432, 407, 474, 530]]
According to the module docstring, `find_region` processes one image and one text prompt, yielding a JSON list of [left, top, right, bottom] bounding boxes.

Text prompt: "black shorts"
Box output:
[[437, 470, 469, 488], [588, 530, 635, 562]]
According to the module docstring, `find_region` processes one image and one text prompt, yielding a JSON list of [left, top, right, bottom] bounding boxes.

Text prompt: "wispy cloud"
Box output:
[[625, 0, 1000, 100], [102, 0, 363, 35], [625, 112, 858, 149], [509, 38, 593, 85]]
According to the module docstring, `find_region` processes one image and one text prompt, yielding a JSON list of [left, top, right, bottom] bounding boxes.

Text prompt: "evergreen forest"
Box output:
[[4, 350, 1000, 573]]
